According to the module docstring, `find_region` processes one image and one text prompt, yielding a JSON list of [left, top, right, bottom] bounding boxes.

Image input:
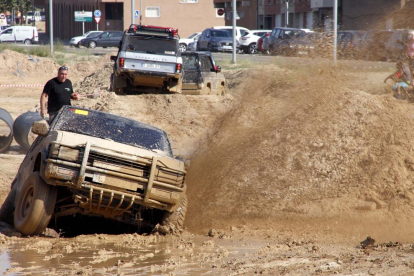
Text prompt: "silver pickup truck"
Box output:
[[111, 25, 183, 94], [1, 106, 187, 236]]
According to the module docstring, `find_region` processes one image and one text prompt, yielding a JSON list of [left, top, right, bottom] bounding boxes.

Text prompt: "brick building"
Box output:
[[43, 0, 225, 40]]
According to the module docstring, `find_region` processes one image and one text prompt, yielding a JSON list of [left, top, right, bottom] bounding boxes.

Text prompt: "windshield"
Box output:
[[211, 30, 231, 38], [123, 36, 178, 55], [54, 107, 173, 157], [188, 33, 199, 39]]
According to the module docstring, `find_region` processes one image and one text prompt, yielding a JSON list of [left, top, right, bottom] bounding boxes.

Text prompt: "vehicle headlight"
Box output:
[[211, 41, 219, 46], [50, 144, 80, 162]]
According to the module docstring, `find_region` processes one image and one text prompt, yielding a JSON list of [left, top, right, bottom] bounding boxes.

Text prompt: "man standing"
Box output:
[[40, 66, 76, 120]]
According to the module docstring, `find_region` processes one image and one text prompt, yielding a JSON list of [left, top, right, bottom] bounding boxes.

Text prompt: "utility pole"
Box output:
[[49, 0, 53, 55], [333, 0, 338, 66], [131, 0, 134, 25], [140, 0, 142, 25], [286, 0, 289, 27], [232, 0, 236, 64]]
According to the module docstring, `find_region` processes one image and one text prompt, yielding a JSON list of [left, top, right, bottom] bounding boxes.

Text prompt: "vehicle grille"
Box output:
[[88, 152, 150, 178], [221, 42, 233, 47]]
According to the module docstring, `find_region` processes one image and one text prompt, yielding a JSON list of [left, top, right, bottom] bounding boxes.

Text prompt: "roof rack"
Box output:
[[127, 24, 179, 38]]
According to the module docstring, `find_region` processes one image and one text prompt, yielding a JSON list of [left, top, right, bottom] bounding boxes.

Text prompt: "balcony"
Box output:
[[311, 0, 333, 8]]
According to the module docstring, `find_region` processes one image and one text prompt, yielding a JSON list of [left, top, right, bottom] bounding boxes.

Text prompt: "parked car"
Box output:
[[212, 26, 250, 40], [70, 31, 102, 47], [286, 32, 319, 57], [360, 29, 394, 61], [187, 40, 197, 51], [182, 51, 226, 95], [239, 29, 272, 54], [257, 32, 271, 54], [267, 27, 311, 55], [179, 32, 201, 52], [385, 29, 414, 61], [40, 11, 46, 21], [79, 31, 123, 48], [337, 30, 366, 59], [26, 11, 41, 24], [197, 28, 240, 52], [0, 26, 38, 44]]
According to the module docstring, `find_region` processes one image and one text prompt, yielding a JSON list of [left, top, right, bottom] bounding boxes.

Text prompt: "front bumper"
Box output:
[[44, 141, 186, 214]]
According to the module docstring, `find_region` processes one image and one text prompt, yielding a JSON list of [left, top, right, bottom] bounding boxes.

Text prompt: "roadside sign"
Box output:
[[0, 19, 6, 27], [0, 13, 5, 19], [94, 17, 101, 24], [94, 10, 101, 18], [134, 10, 139, 18], [74, 11, 92, 22], [217, 8, 224, 16]]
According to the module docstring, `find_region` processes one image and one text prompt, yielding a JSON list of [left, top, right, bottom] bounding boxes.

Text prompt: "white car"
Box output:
[[179, 32, 201, 52], [70, 31, 102, 47], [239, 29, 272, 54]]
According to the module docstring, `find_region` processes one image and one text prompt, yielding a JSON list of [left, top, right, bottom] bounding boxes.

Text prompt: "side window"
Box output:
[[200, 56, 214, 72], [206, 30, 211, 37], [113, 32, 122, 38], [240, 29, 248, 36], [101, 32, 110, 38], [4, 29, 12, 34], [271, 29, 277, 37]]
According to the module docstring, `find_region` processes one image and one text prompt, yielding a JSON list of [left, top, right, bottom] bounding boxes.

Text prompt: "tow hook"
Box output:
[[74, 195, 88, 205]]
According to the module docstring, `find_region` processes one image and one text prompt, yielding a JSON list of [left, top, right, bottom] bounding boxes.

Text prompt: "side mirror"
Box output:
[[206, 34, 210, 38], [215, 65, 221, 72], [110, 55, 117, 61], [31, 120, 49, 137]]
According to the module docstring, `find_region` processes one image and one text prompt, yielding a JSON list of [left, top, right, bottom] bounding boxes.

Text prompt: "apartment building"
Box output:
[[44, 0, 225, 40], [213, 0, 406, 31]]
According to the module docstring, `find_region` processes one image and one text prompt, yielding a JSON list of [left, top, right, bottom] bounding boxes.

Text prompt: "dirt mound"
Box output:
[[185, 62, 414, 240]]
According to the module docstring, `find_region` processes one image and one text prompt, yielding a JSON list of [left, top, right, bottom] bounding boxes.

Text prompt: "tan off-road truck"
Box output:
[[1, 106, 187, 236], [181, 51, 226, 95]]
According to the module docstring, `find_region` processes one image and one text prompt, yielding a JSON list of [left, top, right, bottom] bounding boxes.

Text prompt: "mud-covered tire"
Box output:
[[0, 179, 17, 225], [159, 194, 187, 234], [220, 85, 226, 96], [14, 172, 57, 236], [24, 39, 32, 45]]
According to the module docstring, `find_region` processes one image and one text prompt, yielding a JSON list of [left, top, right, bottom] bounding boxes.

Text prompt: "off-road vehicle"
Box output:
[[181, 51, 226, 95], [110, 25, 183, 94], [2, 106, 187, 236]]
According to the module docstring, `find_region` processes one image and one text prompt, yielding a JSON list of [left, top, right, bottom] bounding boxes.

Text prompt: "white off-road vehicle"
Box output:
[[1, 106, 187, 236], [111, 25, 183, 94]]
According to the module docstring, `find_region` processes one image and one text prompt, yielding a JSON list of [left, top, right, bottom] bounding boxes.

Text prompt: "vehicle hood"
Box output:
[[53, 130, 185, 171], [179, 38, 194, 44], [71, 35, 85, 40]]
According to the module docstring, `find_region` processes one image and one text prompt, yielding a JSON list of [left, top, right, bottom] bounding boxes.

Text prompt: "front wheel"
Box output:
[[14, 172, 57, 236], [157, 194, 187, 235], [88, 41, 97, 49], [24, 39, 32, 45], [179, 43, 187, 52]]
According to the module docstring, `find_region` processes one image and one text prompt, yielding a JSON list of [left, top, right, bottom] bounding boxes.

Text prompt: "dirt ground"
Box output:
[[1, 49, 414, 275]]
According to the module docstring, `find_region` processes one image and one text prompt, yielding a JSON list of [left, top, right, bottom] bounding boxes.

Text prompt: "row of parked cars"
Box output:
[[178, 26, 414, 62]]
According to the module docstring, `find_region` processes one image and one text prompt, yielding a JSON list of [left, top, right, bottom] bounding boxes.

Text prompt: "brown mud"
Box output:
[[0, 50, 413, 274]]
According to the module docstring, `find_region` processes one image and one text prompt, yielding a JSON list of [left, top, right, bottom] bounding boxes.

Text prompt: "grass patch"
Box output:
[[218, 58, 256, 70]]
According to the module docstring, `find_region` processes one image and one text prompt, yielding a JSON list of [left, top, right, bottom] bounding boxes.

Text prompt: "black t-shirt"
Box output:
[[43, 77, 73, 113]]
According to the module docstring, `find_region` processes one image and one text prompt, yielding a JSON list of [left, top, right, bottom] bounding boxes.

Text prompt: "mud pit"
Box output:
[[1, 50, 414, 274]]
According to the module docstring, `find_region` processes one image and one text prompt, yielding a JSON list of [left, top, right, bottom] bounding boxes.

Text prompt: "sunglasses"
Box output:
[[59, 66, 68, 71]]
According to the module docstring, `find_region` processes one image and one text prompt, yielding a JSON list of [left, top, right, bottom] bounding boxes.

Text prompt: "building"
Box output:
[[213, 0, 408, 32], [44, 0, 225, 40]]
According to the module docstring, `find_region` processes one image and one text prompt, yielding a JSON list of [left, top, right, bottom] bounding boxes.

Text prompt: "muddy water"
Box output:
[[0, 233, 264, 275]]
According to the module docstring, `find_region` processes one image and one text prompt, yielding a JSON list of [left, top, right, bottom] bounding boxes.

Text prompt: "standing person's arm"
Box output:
[[40, 92, 48, 118]]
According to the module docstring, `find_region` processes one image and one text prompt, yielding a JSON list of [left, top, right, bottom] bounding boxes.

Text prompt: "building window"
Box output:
[[146, 7, 160, 17], [179, 0, 198, 3], [242, 1, 250, 6], [225, 2, 231, 8]]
